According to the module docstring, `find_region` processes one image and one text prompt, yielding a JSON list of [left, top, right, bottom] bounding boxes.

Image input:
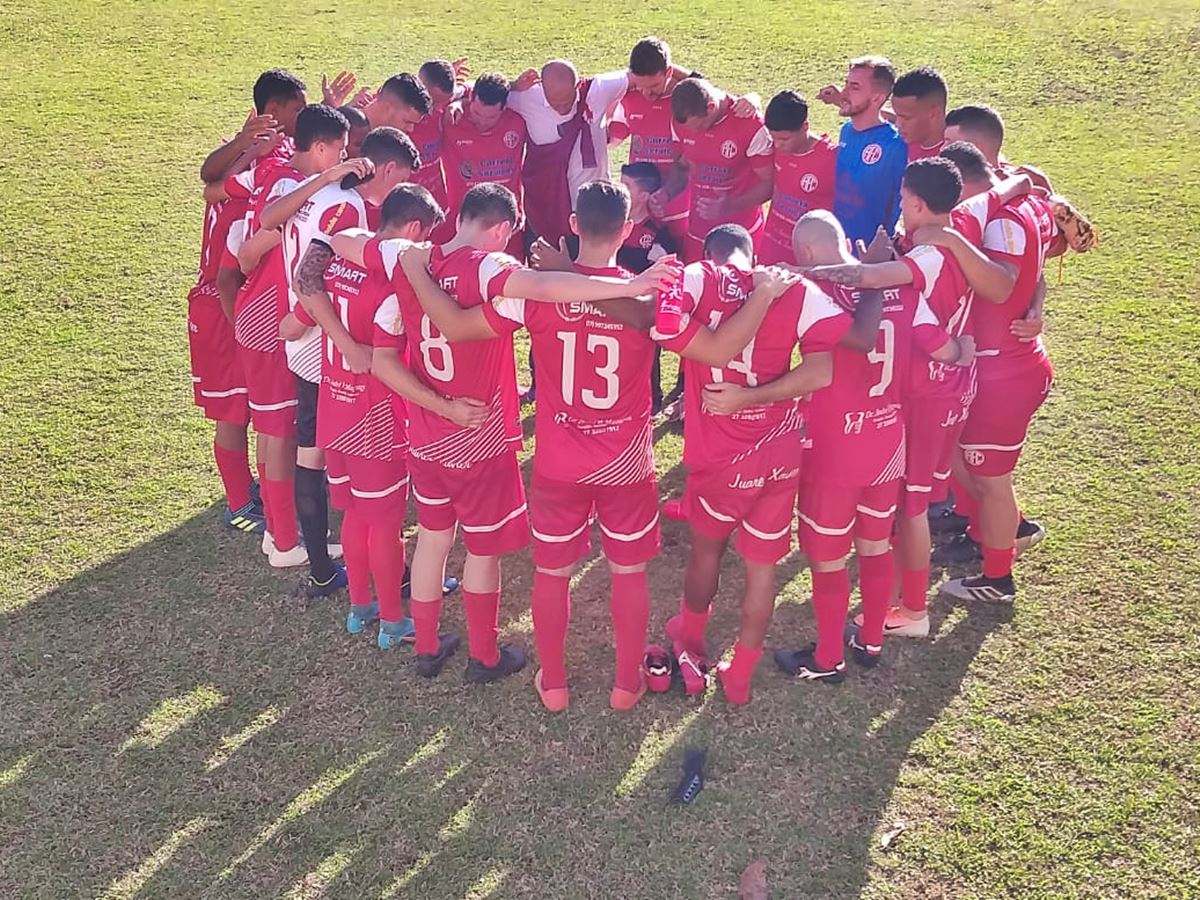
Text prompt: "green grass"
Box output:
[[2, 0, 1198, 896]]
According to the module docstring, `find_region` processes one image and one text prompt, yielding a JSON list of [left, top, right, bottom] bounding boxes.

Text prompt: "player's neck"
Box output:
[[292, 151, 324, 177], [849, 108, 885, 131], [443, 225, 489, 254], [629, 197, 650, 221], [575, 241, 618, 269], [788, 132, 818, 155]]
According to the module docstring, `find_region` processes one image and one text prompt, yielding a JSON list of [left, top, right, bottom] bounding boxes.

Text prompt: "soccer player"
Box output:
[[361, 73, 432, 135], [757, 90, 838, 265], [339, 105, 371, 157], [617, 162, 677, 273], [329, 183, 673, 682], [892, 67, 949, 161], [413, 59, 472, 240], [657, 78, 773, 263], [819, 56, 908, 248], [200, 70, 307, 185]]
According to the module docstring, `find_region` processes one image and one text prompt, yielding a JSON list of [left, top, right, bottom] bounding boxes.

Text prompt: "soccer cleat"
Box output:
[[534, 669, 569, 712], [346, 601, 380, 635], [401, 571, 460, 601], [306, 563, 347, 598], [261, 531, 276, 556], [665, 614, 709, 695], [249, 478, 262, 506], [610, 678, 647, 711], [225, 501, 266, 535], [643, 645, 674, 693], [844, 624, 882, 668], [855, 606, 931, 639], [774, 645, 846, 684], [929, 507, 970, 537], [1015, 518, 1046, 556], [268, 542, 309, 569], [464, 643, 528, 684], [376, 618, 417, 649], [327, 542, 343, 561], [670, 748, 707, 804], [932, 532, 982, 566], [716, 661, 752, 705], [414, 633, 461, 678], [941, 574, 1017, 604], [663, 498, 686, 522], [658, 395, 684, 424]]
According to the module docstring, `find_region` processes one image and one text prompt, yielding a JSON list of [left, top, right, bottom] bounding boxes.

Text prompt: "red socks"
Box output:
[[811, 568, 851, 669], [858, 552, 895, 647], [411, 598, 443, 655], [369, 521, 406, 623], [341, 510, 371, 608], [983, 544, 1016, 579], [611, 571, 650, 693], [463, 589, 501, 667], [532, 572, 571, 690], [680, 601, 711, 653], [262, 478, 298, 550], [726, 641, 762, 682], [214, 443, 252, 510], [901, 568, 930, 613]]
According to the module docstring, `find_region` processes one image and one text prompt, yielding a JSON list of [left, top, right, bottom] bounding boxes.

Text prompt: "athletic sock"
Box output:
[[857, 551, 895, 648], [811, 568, 851, 669], [532, 572, 571, 690], [610, 571, 650, 693], [411, 598, 443, 655], [983, 543, 1016, 580], [256, 463, 272, 534], [214, 443, 252, 510], [340, 510, 371, 608], [463, 589, 501, 667], [263, 478, 298, 551], [901, 567, 930, 613], [726, 641, 763, 682], [295, 465, 334, 581], [680, 600, 711, 653], [369, 521, 406, 624]]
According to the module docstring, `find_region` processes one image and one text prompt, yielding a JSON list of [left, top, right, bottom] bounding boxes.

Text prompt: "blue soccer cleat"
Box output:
[[225, 500, 266, 535], [346, 600, 380, 634], [376, 618, 417, 650], [306, 563, 347, 599]]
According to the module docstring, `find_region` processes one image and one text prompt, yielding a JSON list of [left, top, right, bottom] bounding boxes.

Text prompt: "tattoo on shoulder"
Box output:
[[296, 242, 335, 296]]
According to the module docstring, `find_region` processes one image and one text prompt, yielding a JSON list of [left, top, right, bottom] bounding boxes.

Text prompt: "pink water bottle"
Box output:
[[654, 255, 686, 334]]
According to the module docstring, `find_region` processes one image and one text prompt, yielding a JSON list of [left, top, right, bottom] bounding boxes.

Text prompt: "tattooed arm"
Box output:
[[294, 240, 373, 374]]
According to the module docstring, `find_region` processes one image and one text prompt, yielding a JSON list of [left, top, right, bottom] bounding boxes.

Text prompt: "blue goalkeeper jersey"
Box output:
[[833, 120, 907, 249]]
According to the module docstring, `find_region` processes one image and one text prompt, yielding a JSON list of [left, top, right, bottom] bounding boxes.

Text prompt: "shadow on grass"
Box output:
[[0, 495, 1005, 899]]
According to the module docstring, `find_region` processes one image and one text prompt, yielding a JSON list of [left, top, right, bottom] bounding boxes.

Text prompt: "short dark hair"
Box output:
[[704, 223, 753, 263], [380, 73, 433, 116], [945, 103, 1005, 146], [381, 183, 445, 231], [253, 69, 306, 114], [903, 158, 963, 213], [418, 59, 456, 96], [893, 67, 948, 106], [360, 126, 421, 172], [764, 90, 809, 131], [575, 181, 631, 238], [459, 182, 519, 228], [629, 37, 671, 76], [850, 55, 896, 92], [473, 73, 510, 107], [294, 104, 349, 151], [939, 141, 990, 183], [671, 78, 711, 123], [338, 105, 369, 129], [620, 161, 662, 194]]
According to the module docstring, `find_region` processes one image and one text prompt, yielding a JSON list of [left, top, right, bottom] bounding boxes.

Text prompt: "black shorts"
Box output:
[[295, 375, 319, 449]]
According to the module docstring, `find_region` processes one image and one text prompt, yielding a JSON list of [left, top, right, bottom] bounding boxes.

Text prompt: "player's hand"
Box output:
[[731, 93, 762, 118], [343, 340, 373, 374], [695, 194, 729, 221], [513, 68, 540, 92], [322, 70, 358, 108], [701, 382, 753, 416], [350, 85, 376, 108], [630, 257, 682, 296], [752, 265, 800, 301], [236, 112, 279, 149], [530, 236, 573, 273], [399, 241, 433, 272], [1011, 310, 1044, 342], [279, 312, 307, 341], [325, 157, 375, 185], [860, 226, 895, 264], [1013, 163, 1054, 194], [445, 396, 489, 429], [647, 188, 669, 219], [909, 224, 955, 248], [445, 100, 465, 126], [452, 57, 471, 83], [816, 84, 844, 106], [953, 335, 977, 367], [808, 263, 862, 286], [249, 127, 285, 159]]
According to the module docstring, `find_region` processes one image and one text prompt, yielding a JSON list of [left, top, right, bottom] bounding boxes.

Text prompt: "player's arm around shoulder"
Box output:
[[400, 246, 496, 342], [680, 266, 795, 367]]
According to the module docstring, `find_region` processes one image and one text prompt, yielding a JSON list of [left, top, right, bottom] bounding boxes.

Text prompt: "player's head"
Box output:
[[570, 181, 634, 251], [842, 55, 895, 117], [457, 182, 519, 250], [541, 60, 580, 115], [620, 162, 662, 208], [791, 209, 851, 266], [900, 157, 963, 229], [418, 59, 457, 107], [628, 36, 673, 100], [359, 127, 422, 200], [338, 105, 371, 156], [764, 90, 811, 153], [294, 104, 349, 168], [468, 73, 510, 133], [944, 103, 1005, 166], [892, 66, 948, 146], [376, 73, 433, 133], [672, 77, 723, 131], [378, 183, 446, 242], [704, 223, 754, 267], [253, 69, 307, 135], [939, 140, 993, 197]]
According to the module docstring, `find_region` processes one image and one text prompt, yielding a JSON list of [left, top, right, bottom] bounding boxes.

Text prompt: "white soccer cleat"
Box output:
[[261, 531, 276, 556], [327, 542, 343, 560], [854, 606, 930, 638], [268, 543, 310, 569]]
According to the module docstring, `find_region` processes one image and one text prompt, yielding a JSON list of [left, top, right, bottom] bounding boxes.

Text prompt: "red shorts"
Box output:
[[529, 474, 660, 569], [409, 451, 529, 556], [326, 450, 409, 525], [188, 286, 248, 425], [903, 396, 968, 517], [238, 342, 297, 439], [960, 361, 1053, 476], [797, 478, 901, 562]]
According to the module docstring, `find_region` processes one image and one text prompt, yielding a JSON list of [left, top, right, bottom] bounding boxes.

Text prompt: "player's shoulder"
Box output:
[[809, 277, 857, 313]]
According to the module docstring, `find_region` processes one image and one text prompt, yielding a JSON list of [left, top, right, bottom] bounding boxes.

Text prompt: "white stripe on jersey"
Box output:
[[577, 420, 655, 486]]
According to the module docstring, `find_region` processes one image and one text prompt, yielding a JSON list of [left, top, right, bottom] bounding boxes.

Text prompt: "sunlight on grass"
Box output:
[[438, 788, 485, 841], [0, 752, 36, 790], [464, 865, 510, 899], [434, 761, 468, 791], [285, 841, 362, 899], [868, 702, 901, 737], [118, 686, 225, 754], [98, 817, 211, 900], [205, 706, 286, 771], [398, 728, 448, 773], [378, 851, 435, 899], [614, 705, 706, 798], [505, 609, 533, 635], [570, 555, 603, 588], [932, 605, 968, 644], [219, 748, 385, 881]]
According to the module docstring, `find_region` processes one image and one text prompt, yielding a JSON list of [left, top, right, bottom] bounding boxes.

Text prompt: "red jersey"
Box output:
[[410, 108, 449, 209], [900, 244, 974, 400], [232, 164, 302, 353], [806, 281, 913, 487], [194, 197, 248, 291], [483, 264, 656, 485], [673, 100, 773, 241], [366, 240, 523, 468], [619, 89, 690, 225], [441, 109, 527, 218], [907, 138, 947, 162], [759, 135, 839, 265], [654, 262, 850, 471]]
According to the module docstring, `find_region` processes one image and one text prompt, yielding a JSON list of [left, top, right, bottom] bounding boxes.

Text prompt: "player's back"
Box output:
[[901, 243, 974, 401], [233, 163, 303, 351]]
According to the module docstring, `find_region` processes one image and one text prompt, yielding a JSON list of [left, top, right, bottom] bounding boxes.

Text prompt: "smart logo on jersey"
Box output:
[[556, 301, 601, 323], [861, 143, 883, 165], [503, 130, 521, 149], [800, 173, 819, 193], [319, 202, 358, 235], [720, 140, 738, 159]]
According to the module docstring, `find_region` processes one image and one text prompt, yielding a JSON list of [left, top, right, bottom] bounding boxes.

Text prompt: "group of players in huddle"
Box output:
[[188, 38, 1089, 710]]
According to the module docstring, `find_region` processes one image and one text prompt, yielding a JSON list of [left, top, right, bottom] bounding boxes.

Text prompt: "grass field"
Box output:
[[2, 0, 1199, 897]]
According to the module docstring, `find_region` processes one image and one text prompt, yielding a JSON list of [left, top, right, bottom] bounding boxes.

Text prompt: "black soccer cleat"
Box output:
[[844, 623, 882, 669], [464, 643, 527, 684], [932, 531, 982, 566], [1015, 518, 1047, 555], [941, 574, 1017, 604], [305, 562, 347, 598], [414, 633, 461, 679], [929, 507, 970, 537], [774, 644, 846, 684], [670, 748, 707, 804]]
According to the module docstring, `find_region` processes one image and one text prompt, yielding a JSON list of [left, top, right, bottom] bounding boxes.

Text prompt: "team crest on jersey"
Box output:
[[800, 173, 819, 193], [319, 201, 358, 235], [503, 130, 521, 149], [639, 231, 655, 249], [720, 139, 738, 159], [459, 160, 475, 179], [861, 143, 883, 165], [965, 449, 985, 467]]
